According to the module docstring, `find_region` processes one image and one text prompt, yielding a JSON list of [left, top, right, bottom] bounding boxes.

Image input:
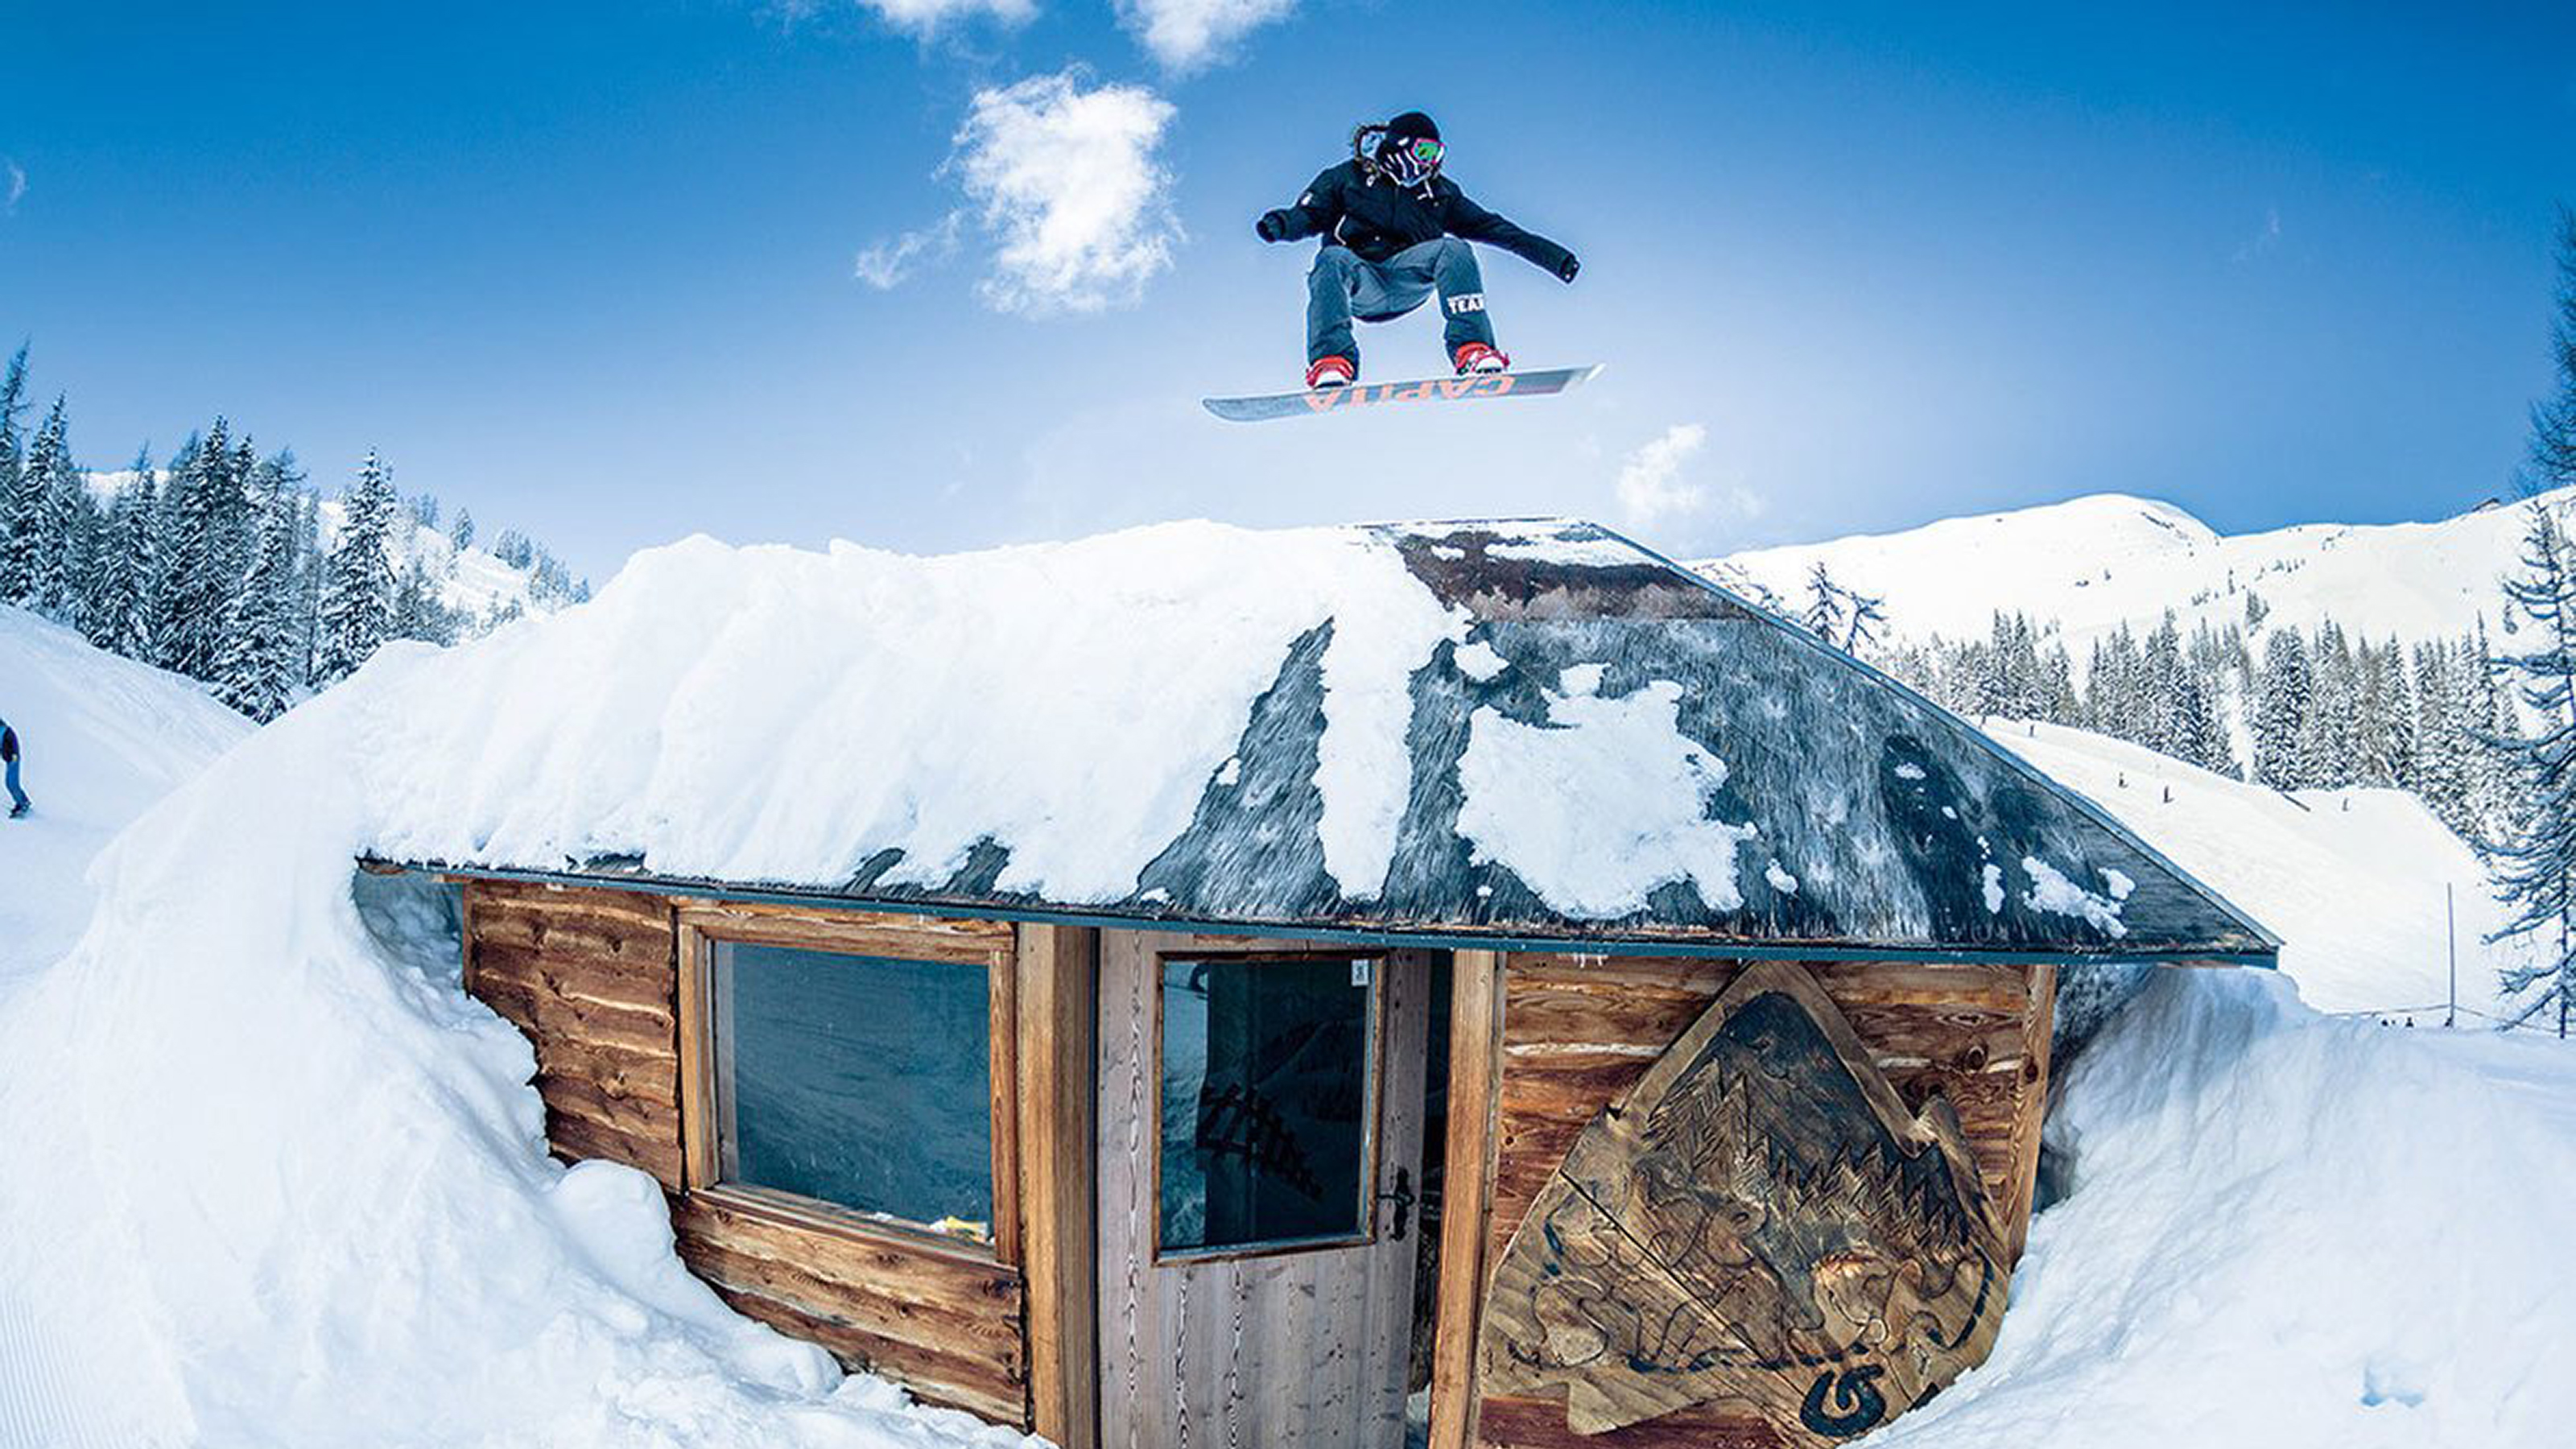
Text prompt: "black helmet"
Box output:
[[1373, 111, 1443, 186]]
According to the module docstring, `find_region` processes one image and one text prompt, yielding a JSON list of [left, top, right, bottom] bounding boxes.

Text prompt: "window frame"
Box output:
[[675, 903, 1021, 1265], [1147, 949, 1392, 1265]]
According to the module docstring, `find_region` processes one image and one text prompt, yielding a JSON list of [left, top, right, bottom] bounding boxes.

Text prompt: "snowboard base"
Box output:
[[1203, 364, 1601, 423]]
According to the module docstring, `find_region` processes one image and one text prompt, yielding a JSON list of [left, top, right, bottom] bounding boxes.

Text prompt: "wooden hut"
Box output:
[[386, 521, 2274, 1449]]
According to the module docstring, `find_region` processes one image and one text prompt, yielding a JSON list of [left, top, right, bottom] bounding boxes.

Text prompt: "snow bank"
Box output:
[[0, 608, 250, 993], [1878, 968, 2576, 1448]]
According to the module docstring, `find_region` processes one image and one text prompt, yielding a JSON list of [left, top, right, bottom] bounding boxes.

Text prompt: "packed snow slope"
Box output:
[[0, 523, 2566, 1447], [1706, 488, 2550, 655], [0, 608, 250, 997], [1992, 720, 2516, 1018]]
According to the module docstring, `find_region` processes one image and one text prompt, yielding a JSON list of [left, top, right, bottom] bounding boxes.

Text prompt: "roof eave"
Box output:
[[388, 857, 2279, 970]]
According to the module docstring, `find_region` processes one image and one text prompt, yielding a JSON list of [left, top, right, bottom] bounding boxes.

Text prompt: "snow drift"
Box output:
[[0, 526, 2570, 1447]]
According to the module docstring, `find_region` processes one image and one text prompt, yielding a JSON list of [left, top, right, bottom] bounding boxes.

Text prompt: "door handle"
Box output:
[[1377, 1166, 1415, 1241]]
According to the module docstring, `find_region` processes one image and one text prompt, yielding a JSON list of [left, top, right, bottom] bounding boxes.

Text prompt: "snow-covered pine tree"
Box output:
[[2483, 503, 2576, 1034], [1803, 562, 1847, 642], [2519, 204, 2575, 497], [0, 345, 27, 597], [0, 392, 43, 604], [388, 560, 458, 646], [2413, 641, 2472, 833], [2372, 640, 2417, 789], [23, 398, 96, 619], [212, 464, 307, 721], [2039, 642, 2079, 725], [1841, 587, 1887, 656], [316, 449, 398, 684], [2179, 663, 2239, 778], [291, 487, 324, 680], [2253, 628, 2313, 790], [82, 457, 155, 656], [2468, 616, 2527, 836], [154, 418, 246, 680], [2090, 625, 2145, 742], [2140, 615, 2186, 756], [448, 506, 474, 554], [2303, 620, 2361, 787]]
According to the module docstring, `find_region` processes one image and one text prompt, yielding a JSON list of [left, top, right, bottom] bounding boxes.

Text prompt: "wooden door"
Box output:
[[1097, 932, 1434, 1449]]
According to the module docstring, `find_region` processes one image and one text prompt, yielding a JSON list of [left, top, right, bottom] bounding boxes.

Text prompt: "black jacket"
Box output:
[[1262, 161, 1576, 279]]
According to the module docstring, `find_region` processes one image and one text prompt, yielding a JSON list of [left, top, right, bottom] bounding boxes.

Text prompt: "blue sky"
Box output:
[[3, 1, 2572, 579]]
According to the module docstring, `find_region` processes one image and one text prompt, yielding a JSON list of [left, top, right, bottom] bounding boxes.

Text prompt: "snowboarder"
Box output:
[[1256, 111, 1579, 390], [2, 716, 26, 819]]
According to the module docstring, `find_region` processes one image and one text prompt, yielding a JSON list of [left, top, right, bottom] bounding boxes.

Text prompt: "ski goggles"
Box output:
[[1381, 135, 1444, 182]]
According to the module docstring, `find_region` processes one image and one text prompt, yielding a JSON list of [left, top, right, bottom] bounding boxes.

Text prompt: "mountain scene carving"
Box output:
[[1480, 960, 2011, 1443]]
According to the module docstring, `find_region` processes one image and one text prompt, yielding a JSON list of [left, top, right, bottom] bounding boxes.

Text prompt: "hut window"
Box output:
[[1158, 956, 1381, 1257], [710, 943, 994, 1242]]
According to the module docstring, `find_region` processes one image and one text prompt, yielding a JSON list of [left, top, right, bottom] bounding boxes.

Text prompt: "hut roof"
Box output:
[[386, 518, 2274, 964]]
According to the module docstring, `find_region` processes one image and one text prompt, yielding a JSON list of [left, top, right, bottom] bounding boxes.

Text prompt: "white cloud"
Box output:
[[3, 159, 23, 214], [828, 0, 1036, 32], [1615, 423, 1711, 527], [1117, 0, 1296, 72], [947, 72, 1183, 316], [853, 211, 962, 288]]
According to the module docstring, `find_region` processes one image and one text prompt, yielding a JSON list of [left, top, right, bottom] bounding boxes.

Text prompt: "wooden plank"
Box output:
[[517, 1033, 679, 1109], [673, 1191, 1021, 1308], [1014, 924, 1100, 1449], [988, 943, 1023, 1268], [675, 1233, 1025, 1358], [2000, 964, 2058, 1260], [544, 1107, 684, 1188], [469, 967, 678, 1059], [700, 1278, 1027, 1424], [1479, 1394, 1783, 1449], [468, 939, 677, 1015], [667, 898, 1012, 964], [674, 919, 719, 1191], [535, 1070, 679, 1142], [1429, 949, 1505, 1449], [1478, 961, 2009, 1442]]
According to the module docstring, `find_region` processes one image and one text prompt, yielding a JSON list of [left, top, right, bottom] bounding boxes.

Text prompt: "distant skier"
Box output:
[[1256, 111, 1579, 390], [2, 716, 26, 819]]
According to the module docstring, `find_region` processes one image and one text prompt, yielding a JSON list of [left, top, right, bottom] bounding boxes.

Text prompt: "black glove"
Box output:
[[1256, 209, 1292, 242], [1557, 253, 1581, 283]]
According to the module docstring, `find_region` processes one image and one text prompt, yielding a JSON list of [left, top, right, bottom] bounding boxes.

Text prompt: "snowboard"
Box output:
[[1203, 364, 1602, 423]]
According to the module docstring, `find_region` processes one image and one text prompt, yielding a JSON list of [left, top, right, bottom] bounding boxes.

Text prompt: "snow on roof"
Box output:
[[369, 518, 2273, 961]]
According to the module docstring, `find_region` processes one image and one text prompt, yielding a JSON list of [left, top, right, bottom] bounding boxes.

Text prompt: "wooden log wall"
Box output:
[[1472, 953, 2055, 1449], [462, 881, 686, 1188], [457, 879, 1051, 1430]]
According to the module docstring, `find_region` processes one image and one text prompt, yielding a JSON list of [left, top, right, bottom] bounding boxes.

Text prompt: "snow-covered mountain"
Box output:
[[1703, 489, 2545, 658]]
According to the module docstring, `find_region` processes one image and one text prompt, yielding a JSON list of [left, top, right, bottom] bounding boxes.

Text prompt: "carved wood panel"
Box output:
[[1478, 961, 2008, 1443]]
